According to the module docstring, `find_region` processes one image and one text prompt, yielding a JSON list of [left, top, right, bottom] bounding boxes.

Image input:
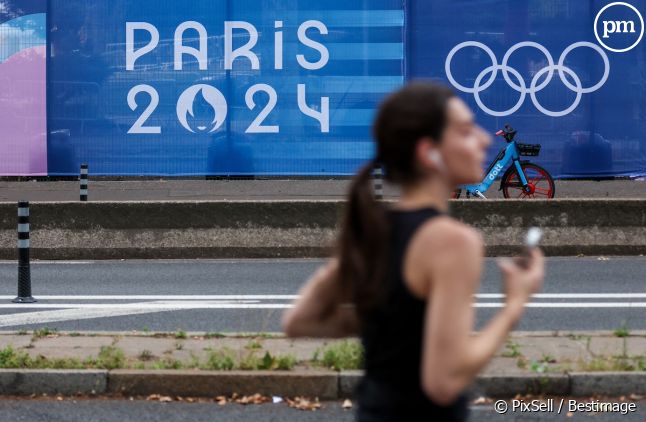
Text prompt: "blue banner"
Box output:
[[410, 0, 646, 178], [46, 0, 405, 176], [2, 1, 645, 177]]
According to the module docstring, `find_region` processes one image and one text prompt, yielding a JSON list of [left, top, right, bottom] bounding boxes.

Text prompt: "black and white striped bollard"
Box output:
[[80, 164, 88, 201], [373, 163, 384, 200], [13, 201, 36, 303]]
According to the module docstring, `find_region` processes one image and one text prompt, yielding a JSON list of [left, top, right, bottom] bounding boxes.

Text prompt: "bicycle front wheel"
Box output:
[[501, 163, 555, 199]]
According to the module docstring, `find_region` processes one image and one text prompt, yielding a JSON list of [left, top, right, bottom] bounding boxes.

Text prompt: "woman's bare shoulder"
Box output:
[[418, 215, 483, 252]]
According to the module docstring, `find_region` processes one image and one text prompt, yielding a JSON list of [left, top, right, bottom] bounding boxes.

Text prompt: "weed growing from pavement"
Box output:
[[501, 341, 522, 358], [138, 350, 155, 361], [203, 348, 236, 370], [245, 340, 263, 350], [175, 330, 188, 340], [203, 332, 226, 339], [32, 327, 57, 339], [614, 321, 630, 338], [84, 346, 126, 370], [313, 340, 364, 371]]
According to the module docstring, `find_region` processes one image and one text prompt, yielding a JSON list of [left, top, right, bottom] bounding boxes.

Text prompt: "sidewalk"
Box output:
[[0, 331, 644, 399], [0, 179, 645, 201]]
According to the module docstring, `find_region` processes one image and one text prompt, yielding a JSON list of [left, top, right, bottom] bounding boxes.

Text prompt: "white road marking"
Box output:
[[0, 305, 178, 328], [0, 295, 298, 300], [0, 302, 645, 310], [0, 293, 644, 300], [0, 293, 643, 328]]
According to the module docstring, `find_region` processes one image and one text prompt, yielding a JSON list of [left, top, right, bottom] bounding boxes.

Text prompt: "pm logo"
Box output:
[[595, 2, 644, 52]]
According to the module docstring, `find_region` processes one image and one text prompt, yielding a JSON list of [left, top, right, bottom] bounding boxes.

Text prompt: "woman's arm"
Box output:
[[282, 257, 361, 338], [419, 222, 544, 406]]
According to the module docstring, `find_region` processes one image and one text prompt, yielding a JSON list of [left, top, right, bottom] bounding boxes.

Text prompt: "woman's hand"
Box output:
[[281, 257, 359, 338], [497, 248, 545, 312]]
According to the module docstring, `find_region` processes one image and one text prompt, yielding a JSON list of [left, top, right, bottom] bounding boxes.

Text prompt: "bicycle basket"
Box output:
[[517, 143, 541, 156]]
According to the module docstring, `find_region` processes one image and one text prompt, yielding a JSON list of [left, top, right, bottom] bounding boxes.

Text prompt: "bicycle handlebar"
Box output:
[[496, 124, 517, 142]]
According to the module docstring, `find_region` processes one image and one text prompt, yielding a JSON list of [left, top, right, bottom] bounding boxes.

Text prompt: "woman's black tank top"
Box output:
[[355, 206, 471, 422]]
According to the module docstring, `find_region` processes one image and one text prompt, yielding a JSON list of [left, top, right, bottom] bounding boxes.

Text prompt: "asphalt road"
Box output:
[[0, 398, 643, 421], [0, 257, 644, 332]]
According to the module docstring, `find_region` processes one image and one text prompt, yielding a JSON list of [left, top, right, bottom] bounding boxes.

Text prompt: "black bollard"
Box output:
[[13, 201, 36, 303], [373, 163, 384, 200], [80, 164, 88, 201]]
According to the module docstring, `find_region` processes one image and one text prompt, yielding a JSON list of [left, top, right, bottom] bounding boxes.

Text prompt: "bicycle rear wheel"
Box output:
[[501, 163, 555, 199]]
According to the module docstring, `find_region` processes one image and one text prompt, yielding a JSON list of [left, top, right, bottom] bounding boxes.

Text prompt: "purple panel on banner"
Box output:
[[0, 5, 47, 176]]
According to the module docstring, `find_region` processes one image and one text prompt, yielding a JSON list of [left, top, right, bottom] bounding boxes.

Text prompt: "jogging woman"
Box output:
[[282, 82, 545, 421]]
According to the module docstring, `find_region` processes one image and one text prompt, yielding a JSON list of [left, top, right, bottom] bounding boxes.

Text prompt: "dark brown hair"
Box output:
[[335, 82, 456, 320]]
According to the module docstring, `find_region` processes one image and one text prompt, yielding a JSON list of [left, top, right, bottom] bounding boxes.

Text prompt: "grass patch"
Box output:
[[202, 348, 236, 370], [203, 332, 226, 339], [614, 322, 630, 338], [0, 346, 83, 369], [175, 330, 188, 340], [32, 327, 57, 339], [501, 341, 522, 358], [245, 340, 263, 350], [85, 346, 126, 370], [313, 340, 363, 371]]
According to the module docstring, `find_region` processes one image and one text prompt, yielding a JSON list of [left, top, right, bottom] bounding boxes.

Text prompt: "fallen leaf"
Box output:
[[342, 399, 352, 409], [472, 396, 491, 405], [286, 396, 322, 411]]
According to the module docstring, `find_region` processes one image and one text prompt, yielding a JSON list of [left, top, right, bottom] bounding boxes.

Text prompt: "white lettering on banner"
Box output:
[[174, 21, 208, 71], [127, 84, 161, 134], [274, 21, 284, 70], [125, 20, 332, 135], [126, 22, 159, 71], [245, 84, 279, 134], [298, 84, 330, 133], [224, 21, 260, 70], [297, 20, 330, 70]]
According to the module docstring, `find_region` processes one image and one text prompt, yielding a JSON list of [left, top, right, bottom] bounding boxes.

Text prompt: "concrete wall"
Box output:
[[0, 200, 644, 259]]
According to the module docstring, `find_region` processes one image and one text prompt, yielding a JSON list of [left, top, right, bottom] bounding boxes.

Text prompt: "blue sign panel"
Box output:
[[409, 0, 646, 178], [47, 0, 405, 175]]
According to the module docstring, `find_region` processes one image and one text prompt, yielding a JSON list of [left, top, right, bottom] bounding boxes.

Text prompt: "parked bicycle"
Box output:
[[453, 125, 555, 199]]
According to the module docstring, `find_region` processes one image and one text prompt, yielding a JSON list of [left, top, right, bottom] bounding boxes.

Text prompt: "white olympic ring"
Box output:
[[445, 41, 611, 117]]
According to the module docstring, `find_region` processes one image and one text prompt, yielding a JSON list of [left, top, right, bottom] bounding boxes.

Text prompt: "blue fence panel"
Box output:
[[409, 0, 646, 178], [46, 0, 405, 176]]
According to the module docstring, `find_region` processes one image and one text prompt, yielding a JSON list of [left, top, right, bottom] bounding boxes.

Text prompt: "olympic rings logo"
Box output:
[[445, 41, 611, 117]]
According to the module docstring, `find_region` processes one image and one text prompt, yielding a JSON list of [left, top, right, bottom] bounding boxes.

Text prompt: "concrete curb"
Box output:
[[0, 369, 107, 395], [107, 370, 339, 399], [0, 200, 645, 259], [0, 370, 645, 399]]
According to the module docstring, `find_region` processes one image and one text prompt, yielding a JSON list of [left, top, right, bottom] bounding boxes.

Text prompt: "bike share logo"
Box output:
[[445, 2, 643, 118], [488, 163, 504, 181], [176, 85, 228, 133]]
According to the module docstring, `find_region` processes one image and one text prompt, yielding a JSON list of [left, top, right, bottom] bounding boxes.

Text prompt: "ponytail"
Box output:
[[336, 159, 391, 320]]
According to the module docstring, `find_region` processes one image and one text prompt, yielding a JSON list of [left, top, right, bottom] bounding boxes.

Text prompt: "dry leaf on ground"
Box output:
[[286, 396, 322, 411]]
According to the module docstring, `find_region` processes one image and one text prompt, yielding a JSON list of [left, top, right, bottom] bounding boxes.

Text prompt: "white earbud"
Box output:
[[428, 150, 445, 170]]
